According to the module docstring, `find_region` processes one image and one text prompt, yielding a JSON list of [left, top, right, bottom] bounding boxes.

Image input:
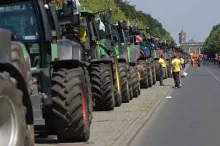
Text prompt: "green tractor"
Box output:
[[0, 0, 93, 144], [93, 9, 123, 108], [78, 9, 122, 111], [78, 10, 115, 111], [115, 20, 141, 102]]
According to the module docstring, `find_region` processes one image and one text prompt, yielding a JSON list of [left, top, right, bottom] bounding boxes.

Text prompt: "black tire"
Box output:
[[118, 62, 130, 103], [113, 63, 122, 107], [128, 70, 133, 100], [139, 61, 149, 88], [152, 63, 156, 85], [51, 67, 90, 142], [130, 66, 139, 98], [135, 66, 141, 95], [91, 63, 115, 111], [0, 72, 34, 146], [167, 64, 172, 78], [148, 66, 153, 87], [155, 61, 160, 81]]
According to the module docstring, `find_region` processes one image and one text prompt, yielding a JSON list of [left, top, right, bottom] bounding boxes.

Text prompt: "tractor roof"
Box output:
[[80, 10, 94, 17]]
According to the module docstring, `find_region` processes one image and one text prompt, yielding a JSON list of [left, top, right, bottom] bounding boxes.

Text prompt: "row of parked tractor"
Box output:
[[0, 0, 187, 146]]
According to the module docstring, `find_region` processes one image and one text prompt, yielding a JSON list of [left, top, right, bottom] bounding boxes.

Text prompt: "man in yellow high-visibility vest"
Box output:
[[158, 55, 166, 86], [171, 55, 181, 88]]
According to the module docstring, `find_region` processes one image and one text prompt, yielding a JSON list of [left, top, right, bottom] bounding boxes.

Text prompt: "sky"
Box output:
[[129, 0, 220, 44]]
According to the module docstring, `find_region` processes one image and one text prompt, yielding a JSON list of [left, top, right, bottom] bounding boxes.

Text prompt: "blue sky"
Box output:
[[129, 0, 220, 44]]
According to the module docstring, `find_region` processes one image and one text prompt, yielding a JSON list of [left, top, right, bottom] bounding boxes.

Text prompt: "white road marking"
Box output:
[[166, 96, 172, 99], [205, 68, 220, 82]]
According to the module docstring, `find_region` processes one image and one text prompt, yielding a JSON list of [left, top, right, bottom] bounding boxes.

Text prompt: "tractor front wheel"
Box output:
[[91, 63, 115, 111], [130, 66, 139, 98], [119, 62, 130, 103], [0, 72, 34, 146], [51, 67, 91, 142]]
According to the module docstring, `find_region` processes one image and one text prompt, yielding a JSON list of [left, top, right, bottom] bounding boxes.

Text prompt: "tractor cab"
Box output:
[[94, 8, 121, 59], [116, 19, 140, 63], [0, 0, 42, 69]]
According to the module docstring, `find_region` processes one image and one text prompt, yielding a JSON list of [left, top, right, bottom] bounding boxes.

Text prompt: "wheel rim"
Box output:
[[0, 95, 18, 146]]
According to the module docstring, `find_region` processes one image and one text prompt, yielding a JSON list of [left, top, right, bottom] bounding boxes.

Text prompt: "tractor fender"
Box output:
[[57, 39, 82, 61], [51, 59, 88, 70], [0, 62, 34, 125]]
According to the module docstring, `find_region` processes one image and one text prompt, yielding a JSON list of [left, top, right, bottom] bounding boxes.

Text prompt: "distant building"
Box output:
[[179, 29, 186, 44]]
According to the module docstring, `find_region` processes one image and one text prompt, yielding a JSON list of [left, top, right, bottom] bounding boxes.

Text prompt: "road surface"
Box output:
[[129, 64, 220, 146]]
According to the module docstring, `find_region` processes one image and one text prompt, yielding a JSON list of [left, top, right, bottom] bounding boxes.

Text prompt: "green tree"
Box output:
[[203, 24, 220, 57]]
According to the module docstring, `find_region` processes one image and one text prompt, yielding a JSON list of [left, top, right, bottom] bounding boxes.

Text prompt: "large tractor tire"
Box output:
[[0, 72, 34, 146], [155, 61, 160, 81], [167, 64, 172, 78], [152, 63, 156, 85], [118, 62, 130, 103], [51, 67, 91, 142], [113, 63, 122, 107], [128, 69, 133, 100], [130, 66, 140, 98], [139, 61, 149, 88], [91, 63, 115, 111], [148, 66, 153, 87]]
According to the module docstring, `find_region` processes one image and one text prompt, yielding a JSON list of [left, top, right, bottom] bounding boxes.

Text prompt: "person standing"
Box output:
[[180, 56, 185, 70], [158, 55, 166, 86], [171, 55, 181, 88], [197, 57, 201, 70]]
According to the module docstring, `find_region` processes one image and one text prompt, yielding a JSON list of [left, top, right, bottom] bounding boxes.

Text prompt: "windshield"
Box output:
[[0, 1, 39, 41]]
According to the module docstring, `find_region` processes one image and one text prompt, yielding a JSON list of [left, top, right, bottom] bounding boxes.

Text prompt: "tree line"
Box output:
[[202, 24, 220, 57]]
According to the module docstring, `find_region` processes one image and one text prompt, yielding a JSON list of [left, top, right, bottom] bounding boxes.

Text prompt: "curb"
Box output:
[[112, 85, 172, 146]]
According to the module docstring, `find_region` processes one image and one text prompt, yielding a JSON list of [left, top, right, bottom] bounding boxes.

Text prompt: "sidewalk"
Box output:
[[35, 78, 173, 146]]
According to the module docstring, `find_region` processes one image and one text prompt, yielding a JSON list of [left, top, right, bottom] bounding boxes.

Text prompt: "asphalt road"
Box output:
[[129, 64, 220, 146]]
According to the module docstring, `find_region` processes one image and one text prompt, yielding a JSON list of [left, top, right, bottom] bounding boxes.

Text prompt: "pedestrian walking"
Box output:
[[179, 56, 184, 87], [197, 57, 201, 70], [171, 55, 181, 88], [180, 56, 185, 70], [158, 55, 166, 86]]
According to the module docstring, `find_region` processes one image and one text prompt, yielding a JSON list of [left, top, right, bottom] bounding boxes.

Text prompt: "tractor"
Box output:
[[129, 25, 157, 88], [0, 0, 93, 145], [79, 9, 122, 111], [93, 9, 123, 108], [115, 19, 141, 102]]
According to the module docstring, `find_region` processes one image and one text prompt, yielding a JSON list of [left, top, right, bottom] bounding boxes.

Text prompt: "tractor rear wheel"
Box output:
[[119, 62, 130, 103], [0, 72, 34, 146], [128, 70, 133, 100], [51, 67, 90, 142], [148, 66, 153, 87], [139, 61, 149, 88], [130, 66, 139, 98], [91, 63, 115, 111], [152, 63, 157, 85]]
